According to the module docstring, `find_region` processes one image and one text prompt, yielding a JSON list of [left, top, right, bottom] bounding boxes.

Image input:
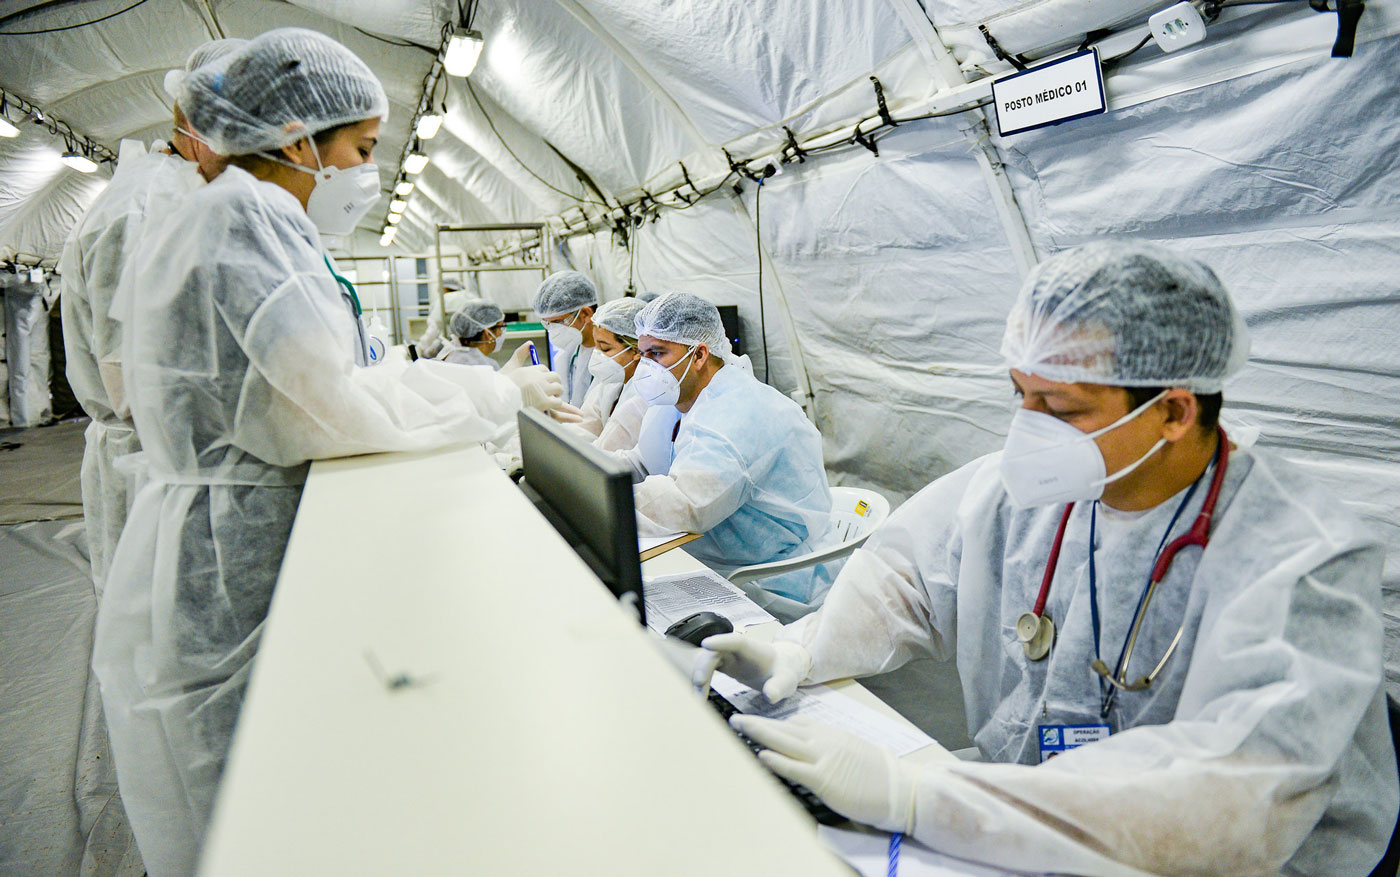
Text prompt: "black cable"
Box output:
[[0, 0, 153, 34], [755, 180, 769, 385], [1104, 33, 1154, 64], [353, 25, 437, 54], [463, 79, 611, 209]]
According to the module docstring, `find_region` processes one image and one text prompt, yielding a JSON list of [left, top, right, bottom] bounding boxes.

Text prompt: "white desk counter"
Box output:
[[198, 444, 853, 876]]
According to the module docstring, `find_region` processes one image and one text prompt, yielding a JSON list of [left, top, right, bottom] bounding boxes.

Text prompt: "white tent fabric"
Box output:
[[1, 0, 1398, 867]]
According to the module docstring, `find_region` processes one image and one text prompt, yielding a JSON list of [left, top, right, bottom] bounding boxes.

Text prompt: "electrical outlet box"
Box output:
[[1149, 2, 1207, 52]]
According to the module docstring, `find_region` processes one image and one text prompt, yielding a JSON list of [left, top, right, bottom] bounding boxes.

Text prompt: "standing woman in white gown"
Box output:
[[92, 29, 568, 876]]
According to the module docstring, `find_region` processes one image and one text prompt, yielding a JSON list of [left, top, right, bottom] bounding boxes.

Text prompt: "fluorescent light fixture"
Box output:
[[0, 117, 17, 138], [394, 180, 415, 196], [443, 29, 484, 77], [379, 230, 396, 247], [389, 198, 407, 213], [403, 152, 429, 175], [386, 212, 402, 224], [416, 113, 443, 139], [62, 152, 98, 173]]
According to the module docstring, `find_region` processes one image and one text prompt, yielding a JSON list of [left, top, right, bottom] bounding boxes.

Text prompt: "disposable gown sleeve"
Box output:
[[59, 210, 134, 420], [230, 270, 521, 465], [633, 422, 750, 537], [595, 392, 648, 453], [776, 457, 984, 682]]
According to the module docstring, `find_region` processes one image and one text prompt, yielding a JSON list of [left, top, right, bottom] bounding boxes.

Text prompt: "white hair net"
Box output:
[[180, 28, 388, 156], [443, 278, 465, 292], [591, 297, 647, 343], [634, 292, 734, 359], [165, 38, 249, 99], [533, 270, 598, 318], [1000, 241, 1249, 394], [449, 299, 504, 339]]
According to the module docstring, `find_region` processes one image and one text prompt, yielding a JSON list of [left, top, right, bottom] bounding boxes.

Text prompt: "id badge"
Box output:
[[1038, 723, 1110, 762]]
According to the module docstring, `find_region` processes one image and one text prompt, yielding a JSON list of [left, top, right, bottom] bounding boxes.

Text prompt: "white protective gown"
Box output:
[[625, 363, 836, 607], [437, 343, 499, 369], [59, 149, 203, 591], [779, 445, 1396, 876], [574, 369, 625, 437], [594, 376, 647, 452], [551, 340, 593, 409], [94, 166, 522, 877]]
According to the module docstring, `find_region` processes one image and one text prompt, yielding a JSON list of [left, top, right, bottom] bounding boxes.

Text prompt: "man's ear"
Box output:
[[1160, 389, 1200, 442]]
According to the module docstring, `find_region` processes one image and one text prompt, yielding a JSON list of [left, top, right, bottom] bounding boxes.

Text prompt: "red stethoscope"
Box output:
[[1016, 427, 1230, 691]]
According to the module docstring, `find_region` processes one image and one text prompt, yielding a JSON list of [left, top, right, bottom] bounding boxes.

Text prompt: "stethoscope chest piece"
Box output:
[[1017, 611, 1055, 661]]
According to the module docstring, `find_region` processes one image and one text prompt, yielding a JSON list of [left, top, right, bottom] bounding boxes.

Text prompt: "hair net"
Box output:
[[634, 292, 733, 358], [449, 299, 505, 339], [591, 297, 647, 343], [443, 278, 465, 292], [181, 28, 389, 156], [533, 270, 598, 318], [1000, 241, 1249, 394], [165, 38, 250, 99]]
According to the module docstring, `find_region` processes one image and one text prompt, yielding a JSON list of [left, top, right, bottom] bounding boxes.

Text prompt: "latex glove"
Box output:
[[500, 341, 537, 375], [732, 715, 917, 833], [700, 634, 812, 702], [650, 634, 722, 696]]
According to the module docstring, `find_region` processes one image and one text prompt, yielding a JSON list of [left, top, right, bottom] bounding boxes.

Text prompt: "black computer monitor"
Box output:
[[517, 408, 645, 626], [716, 304, 743, 356]]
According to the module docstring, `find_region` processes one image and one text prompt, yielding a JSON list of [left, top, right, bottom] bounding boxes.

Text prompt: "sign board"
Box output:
[[991, 49, 1106, 137]]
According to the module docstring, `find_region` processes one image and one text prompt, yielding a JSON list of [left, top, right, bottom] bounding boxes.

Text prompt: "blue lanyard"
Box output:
[[1087, 473, 1204, 718]]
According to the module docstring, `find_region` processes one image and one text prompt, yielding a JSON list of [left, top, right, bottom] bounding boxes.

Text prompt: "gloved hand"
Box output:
[[500, 341, 537, 374], [506, 364, 584, 423], [650, 634, 722, 696], [732, 715, 917, 833], [700, 634, 812, 702]]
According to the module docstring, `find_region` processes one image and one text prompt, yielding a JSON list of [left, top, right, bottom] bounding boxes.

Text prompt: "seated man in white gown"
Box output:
[[622, 292, 837, 620]]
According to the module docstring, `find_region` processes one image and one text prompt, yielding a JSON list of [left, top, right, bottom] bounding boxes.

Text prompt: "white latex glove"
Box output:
[[732, 715, 917, 833], [499, 341, 537, 375], [700, 634, 812, 702]]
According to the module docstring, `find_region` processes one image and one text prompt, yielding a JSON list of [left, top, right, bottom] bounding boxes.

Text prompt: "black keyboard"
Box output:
[[706, 690, 845, 825]]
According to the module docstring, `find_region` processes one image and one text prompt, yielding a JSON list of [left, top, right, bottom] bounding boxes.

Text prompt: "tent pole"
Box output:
[[886, 0, 1040, 277]]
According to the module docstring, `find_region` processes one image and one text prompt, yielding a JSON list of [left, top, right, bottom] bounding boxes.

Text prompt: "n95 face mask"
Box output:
[[305, 162, 380, 236], [587, 347, 629, 383], [544, 313, 583, 353], [999, 390, 1168, 507], [634, 347, 695, 407]]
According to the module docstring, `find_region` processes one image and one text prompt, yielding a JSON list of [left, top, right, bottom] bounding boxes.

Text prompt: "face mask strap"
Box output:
[[260, 134, 326, 178], [1084, 388, 1170, 442]]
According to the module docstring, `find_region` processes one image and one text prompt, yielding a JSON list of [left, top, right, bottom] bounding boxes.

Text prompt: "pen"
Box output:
[[529, 341, 539, 366]]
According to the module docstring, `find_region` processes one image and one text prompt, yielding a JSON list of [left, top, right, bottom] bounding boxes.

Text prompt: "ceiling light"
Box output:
[[443, 29, 485, 77], [386, 212, 402, 224], [416, 113, 443, 139], [379, 229, 396, 247], [389, 198, 407, 213], [0, 117, 17, 138], [62, 151, 97, 173], [404, 152, 429, 175], [394, 180, 415, 196]]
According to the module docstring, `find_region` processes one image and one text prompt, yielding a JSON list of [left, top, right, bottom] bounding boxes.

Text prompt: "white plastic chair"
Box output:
[[726, 486, 891, 588]]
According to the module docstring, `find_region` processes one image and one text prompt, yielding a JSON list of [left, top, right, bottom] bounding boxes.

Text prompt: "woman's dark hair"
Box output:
[[227, 121, 361, 173]]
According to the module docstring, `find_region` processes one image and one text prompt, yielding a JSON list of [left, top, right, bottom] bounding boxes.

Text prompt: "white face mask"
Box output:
[[544, 311, 584, 353], [999, 390, 1169, 508], [588, 346, 632, 383], [634, 347, 696, 407], [267, 137, 380, 236]]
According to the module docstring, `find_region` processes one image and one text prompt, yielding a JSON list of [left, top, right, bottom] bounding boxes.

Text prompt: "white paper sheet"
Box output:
[[709, 674, 935, 757], [817, 825, 1035, 877], [642, 568, 776, 632]]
